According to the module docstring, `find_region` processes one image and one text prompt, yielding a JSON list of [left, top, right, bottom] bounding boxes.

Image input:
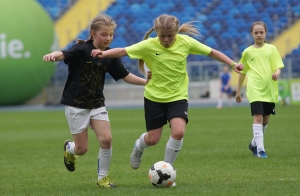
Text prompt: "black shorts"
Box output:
[[144, 97, 188, 131], [250, 101, 276, 116]]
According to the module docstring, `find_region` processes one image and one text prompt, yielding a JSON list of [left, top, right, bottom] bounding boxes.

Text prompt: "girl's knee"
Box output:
[[172, 131, 184, 140], [147, 135, 160, 146], [253, 115, 263, 124], [75, 145, 88, 155], [100, 136, 112, 148], [147, 138, 159, 146]]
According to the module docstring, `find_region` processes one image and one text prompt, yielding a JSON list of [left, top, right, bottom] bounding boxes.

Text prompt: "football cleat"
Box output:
[[64, 139, 78, 172], [257, 150, 268, 158], [97, 176, 117, 188], [248, 142, 257, 156], [130, 139, 144, 169]]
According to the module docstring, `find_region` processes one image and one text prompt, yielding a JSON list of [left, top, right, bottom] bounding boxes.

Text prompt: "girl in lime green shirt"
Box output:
[[236, 21, 284, 158], [92, 14, 244, 185]]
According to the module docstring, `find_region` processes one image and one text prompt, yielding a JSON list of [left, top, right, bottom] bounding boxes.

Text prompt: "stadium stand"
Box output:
[[36, 0, 300, 80], [36, 0, 77, 20]]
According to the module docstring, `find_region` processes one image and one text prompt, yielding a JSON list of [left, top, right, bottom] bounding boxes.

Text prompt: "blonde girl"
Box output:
[[91, 14, 244, 186]]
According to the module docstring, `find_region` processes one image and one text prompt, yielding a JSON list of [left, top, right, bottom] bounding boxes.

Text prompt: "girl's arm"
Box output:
[[236, 73, 246, 103], [208, 49, 244, 73], [272, 68, 281, 81], [91, 48, 128, 58], [43, 51, 65, 62], [122, 73, 149, 86]]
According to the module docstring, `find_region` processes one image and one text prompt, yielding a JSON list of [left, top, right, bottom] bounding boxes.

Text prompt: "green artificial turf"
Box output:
[[0, 105, 299, 196]]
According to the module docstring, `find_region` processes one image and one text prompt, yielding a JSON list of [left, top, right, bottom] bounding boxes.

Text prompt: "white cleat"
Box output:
[[130, 139, 143, 169]]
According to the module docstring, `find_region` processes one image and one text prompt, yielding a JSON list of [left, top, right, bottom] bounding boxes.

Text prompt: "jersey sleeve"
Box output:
[[188, 37, 212, 56], [107, 57, 129, 81], [125, 39, 149, 60], [62, 44, 85, 64], [239, 50, 249, 74], [271, 46, 284, 71]]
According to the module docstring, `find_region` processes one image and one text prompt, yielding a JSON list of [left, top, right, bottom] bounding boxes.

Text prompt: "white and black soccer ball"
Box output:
[[148, 161, 176, 188]]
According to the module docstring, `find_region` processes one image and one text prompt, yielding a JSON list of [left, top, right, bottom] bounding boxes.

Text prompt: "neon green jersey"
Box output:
[[239, 43, 284, 103], [125, 34, 211, 102]]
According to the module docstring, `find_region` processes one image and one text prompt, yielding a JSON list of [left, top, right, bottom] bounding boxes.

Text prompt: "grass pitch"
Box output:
[[0, 105, 299, 196]]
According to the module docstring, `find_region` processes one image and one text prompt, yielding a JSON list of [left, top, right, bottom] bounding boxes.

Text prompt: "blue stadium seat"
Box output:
[[46, 0, 300, 80], [36, 0, 73, 20], [293, 5, 300, 16]]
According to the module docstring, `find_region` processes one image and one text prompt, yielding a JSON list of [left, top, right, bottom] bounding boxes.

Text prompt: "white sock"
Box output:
[[251, 138, 256, 147], [253, 124, 265, 152], [217, 99, 222, 107], [228, 98, 233, 107], [136, 133, 149, 152], [263, 124, 268, 134], [97, 148, 112, 180], [251, 124, 268, 146], [164, 136, 183, 165], [67, 142, 77, 155]]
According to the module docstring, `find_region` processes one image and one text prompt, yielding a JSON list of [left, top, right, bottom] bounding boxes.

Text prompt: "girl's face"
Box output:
[[92, 25, 115, 50], [251, 24, 267, 45], [156, 28, 177, 48], [222, 66, 229, 73]]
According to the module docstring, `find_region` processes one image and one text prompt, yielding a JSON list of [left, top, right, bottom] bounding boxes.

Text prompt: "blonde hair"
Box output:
[[76, 14, 117, 44], [138, 14, 201, 75]]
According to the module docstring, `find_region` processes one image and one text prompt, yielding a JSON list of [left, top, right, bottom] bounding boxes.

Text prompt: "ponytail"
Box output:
[[178, 22, 202, 39], [138, 27, 155, 75]]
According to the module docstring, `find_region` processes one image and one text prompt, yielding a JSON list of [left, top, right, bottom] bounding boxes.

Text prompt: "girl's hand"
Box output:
[[91, 49, 103, 58], [236, 93, 242, 103], [146, 71, 152, 84], [43, 53, 56, 62], [272, 73, 279, 81], [233, 63, 244, 74], [272, 69, 281, 81]]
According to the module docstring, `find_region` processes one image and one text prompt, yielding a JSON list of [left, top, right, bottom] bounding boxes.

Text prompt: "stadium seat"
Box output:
[[40, 0, 300, 80]]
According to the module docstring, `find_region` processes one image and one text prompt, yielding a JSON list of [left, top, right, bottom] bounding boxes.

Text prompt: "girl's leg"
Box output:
[[64, 106, 90, 171], [252, 114, 265, 153], [164, 117, 185, 165], [70, 130, 89, 155], [91, 119, 112, 180], [227, 93, 233, 107], [217, 92, 224, 109], [64, 130, 88, 172], [130, 128, 163, 169], [251, 115, 269, 146], [262, 115, 270, 133]]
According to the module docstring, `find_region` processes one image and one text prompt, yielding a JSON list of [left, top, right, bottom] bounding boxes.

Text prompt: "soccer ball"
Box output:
[[148, 161, 176, 188]]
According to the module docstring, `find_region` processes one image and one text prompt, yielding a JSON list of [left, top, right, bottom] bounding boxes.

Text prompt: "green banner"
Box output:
[[278, 79, 300, 106], [0, 0, 56, 105], [278, 80, 291, 106], [290, 79, 300, 105]]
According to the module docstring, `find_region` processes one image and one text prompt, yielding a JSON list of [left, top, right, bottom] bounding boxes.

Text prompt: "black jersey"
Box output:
[[61, 42, 129, 109]]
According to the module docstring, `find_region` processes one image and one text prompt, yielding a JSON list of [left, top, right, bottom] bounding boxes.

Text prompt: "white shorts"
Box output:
[[65, 106, 110, 134]]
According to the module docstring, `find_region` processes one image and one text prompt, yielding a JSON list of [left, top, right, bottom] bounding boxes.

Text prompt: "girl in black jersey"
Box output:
[[43, 14, 149, 188]]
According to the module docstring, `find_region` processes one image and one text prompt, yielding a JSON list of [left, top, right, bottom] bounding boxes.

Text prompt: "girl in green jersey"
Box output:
[[236, 21, 284, 158], [91, 14, 244, 185]]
